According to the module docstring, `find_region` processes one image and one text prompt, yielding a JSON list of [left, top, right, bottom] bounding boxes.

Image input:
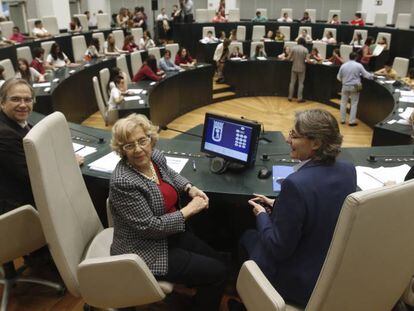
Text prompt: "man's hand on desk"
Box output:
[[75, 154, 85, 166], [248, 193, 275, 216]]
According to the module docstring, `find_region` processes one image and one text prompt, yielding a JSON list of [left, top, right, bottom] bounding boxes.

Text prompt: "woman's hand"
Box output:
[[188, 185, 209, 202], [251, 193, 275, 207], [248, 199, 266, 216], [180, 196, 208, 219]]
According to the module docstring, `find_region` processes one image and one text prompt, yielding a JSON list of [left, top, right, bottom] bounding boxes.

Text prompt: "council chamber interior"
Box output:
[[0, 0, 414, 310]]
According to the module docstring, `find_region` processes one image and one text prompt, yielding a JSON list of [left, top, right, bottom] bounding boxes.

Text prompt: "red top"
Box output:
[[132, 64, 161, 82], [123, 42, 138, 53], [9, 33, 25, 43], [175, 54, 193, 65], [350, 19, 365, 27], [154, 163, 178, 214], [30, 58, 45, 75]]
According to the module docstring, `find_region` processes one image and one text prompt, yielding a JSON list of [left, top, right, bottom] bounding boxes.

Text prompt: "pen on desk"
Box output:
[[192, 159, 197, 171]]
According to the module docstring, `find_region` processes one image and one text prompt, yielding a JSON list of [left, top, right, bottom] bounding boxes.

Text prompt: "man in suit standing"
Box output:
[[288, 37, 309, 103]]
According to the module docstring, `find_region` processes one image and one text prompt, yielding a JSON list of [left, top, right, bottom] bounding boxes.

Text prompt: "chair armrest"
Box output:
[[0, 205, 46, 264], [237, 260, 286, 311], [402, 277, 414, 306], [77, 254, 166, 309]]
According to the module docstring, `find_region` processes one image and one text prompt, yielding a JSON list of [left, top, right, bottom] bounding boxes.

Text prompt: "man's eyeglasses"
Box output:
[[122, 136, 151, 152], [7, 96, 34, 104]]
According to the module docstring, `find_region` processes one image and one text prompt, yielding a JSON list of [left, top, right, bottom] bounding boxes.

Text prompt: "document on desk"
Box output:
[[124, 95, 142, 101], [399, 96, 414, 103], [165, 156, 189, 173], [33, 82, 51, 88], [372, 44, 384, 57], [322, 61, 332, 66], [400, 90, 414, 97], [272, 165, 294, 191], [76, 146, 97, 157], [72, 142, 84, 152], [88, 152, 121, 173], [127, 89, 143, 94], [257, 57, 267, 61], [399, 107, 414, 120], [356, 165, 411, 190], [397, 119, 410, 125]]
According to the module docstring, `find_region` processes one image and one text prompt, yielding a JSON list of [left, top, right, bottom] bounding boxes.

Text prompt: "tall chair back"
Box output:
[[206, 9, 216, 22], [130, 51, 143, 77], [93, 76, 108, 125], [284, 41, 297, 50], [42, 16, 59, 35], [99, 68, 110, 103], [116, 55, 131, 82], [257, 8, 267, 19], [236, 25, 246, 41], [97, 13, 111, 30], [250, 41, 263, 57], [374, 13, 388, 27], [195, 9, 207, 23], [305, 9, 316, 22], [252, 25, 265, 41], [340, 45, 353, 62], [131, 27, 143, 45], [392, 57, 409, 78], [323, 28, 337, 40], [298, 26, 312, 40], [278, 26, 290, 41], [281, 8, 292, 20], [72, 35, 87, 62], [328, 10, 341, 23], [27, 18, 37, 36], [0, 21, 14, 39], [352, 29, 368, 44], [376, 32, 391, 50], [41, 40, 55, 62], [74, 14, 89, 31], [16, 46, 33, 63], [395, 13, 411, 29], [0, 59, 16, 80], [228, 9, 240, 22], [92, 32, 105, 54], [165, 43, 179, 62], [202, 26, 216, 39], [148, 47, 161, 66], [229, 41, 243, 55], [112, 30, 124, 50], [312, 41, 327, 59]]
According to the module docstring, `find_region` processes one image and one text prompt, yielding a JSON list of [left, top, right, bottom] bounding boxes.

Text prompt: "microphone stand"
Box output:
[[240, 116, 272, 143], [261, 152, 291, 161], [159, 125, 202, 138]]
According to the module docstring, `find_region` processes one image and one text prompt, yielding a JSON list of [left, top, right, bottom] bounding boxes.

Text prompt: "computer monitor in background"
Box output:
[[201, 113, 261, 168]]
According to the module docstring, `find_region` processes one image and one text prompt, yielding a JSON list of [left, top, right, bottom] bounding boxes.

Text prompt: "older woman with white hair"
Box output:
[[240, 109, 357, 308], [109, 114, 227, 311]]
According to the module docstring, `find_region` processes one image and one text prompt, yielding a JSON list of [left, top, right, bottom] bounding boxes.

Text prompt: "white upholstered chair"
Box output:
[[0, 205, 64, 311], [202, 26, 216, 39], [376, 32, 392, 50], [305, 9, 316, 23], [298, 26, 312, 40], [229, 41, 243, 55], [0, 21, 14, 39], [116, 54, 131, 82], [0, 59, 15, 80], [374, 13, 388, 27], [284, 41, 297, 50], [250, 41, 264, 57], [131, 27, 143, 45], [327, 10, 341, 23], [281, 8, 292, 20], [323, 28, 337, 40], [26, 19, 37, 36], [312, 41, 327, 59], [352, 29, 368, 43], [92, 32, 105, 54], [252, 25, 265, 41], [257, 8, 268, 19], [279, 26, 290, 41], [92, 76, 118, 126], [99, 68, 110, 103], [74, 14, 89, 31], [16, 46, 33, 63], [40, 40, 55, 62], [395, 13, 411, 30], [41, 16, 59, 36], [112, 29, 125, 50], [237, 179, 414, 311], [23, 112, 174, 309], [236, 25, 246, 41], [206, 9, 216, 22], [228, 9, 240, 22], [165, 43, 179, 62], [130, 51, 143, 77], [148, 47, 161, 66], [340, 45, 353, 62], [392, 57, 409, 78], [195, 9, 208, 23], [97, 13, 111, 30], [71, 35, 87, 63]]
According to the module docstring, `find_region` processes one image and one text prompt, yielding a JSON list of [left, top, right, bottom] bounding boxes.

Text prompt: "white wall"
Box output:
[[360, 0, 395, 24]]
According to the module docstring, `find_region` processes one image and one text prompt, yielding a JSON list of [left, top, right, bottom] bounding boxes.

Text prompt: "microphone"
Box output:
[[367, 154, 414, 163], [241, 116, 272, 143], [159, 125, 202, 138], [261, 152, 290, 161], [70, 127, 105, 144]]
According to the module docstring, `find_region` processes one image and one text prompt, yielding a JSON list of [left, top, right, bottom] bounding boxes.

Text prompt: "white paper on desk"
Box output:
[[124, 95, 142, 101], [230, 57, 242, 61], [139, 100, 145, 104], [384, 80, 395, 84], [257, 57, 267, 61], [32, 82, 51, 88], [399, 96, 414, 103], [72, 142, 84, 152], [356, 165, 411, 190], [397, 119, 410, 125], [76, 146, 97, 157], [322, 61, 332, 66], [165, 156, 189, 173], [372, 44, 384, 56], [398, 108, 404, 112], [378, 80, 385, 84], [387, 119, 397, 124], [400, 90, 414, 97], [127, 88, 143, 94], [150, 81, 156, 86], [88, 152, 121, 173], [399, 107, 414, 120]]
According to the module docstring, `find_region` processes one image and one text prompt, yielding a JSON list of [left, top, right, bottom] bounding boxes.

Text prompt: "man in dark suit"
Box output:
[[240, 109, 357, 307]]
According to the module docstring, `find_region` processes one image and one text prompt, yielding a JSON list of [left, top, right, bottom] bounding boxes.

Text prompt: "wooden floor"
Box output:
[[1, 94, 373, 311], [83, 96, 373, 147]]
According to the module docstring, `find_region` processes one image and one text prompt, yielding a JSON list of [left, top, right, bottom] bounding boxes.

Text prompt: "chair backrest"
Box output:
[[112, 30, 124, 50], [306, 180, 414, 311], [0, 59, 15, 80], [305, 9, 316, 22], [195, 9, 208, 23], [131, 27, 143, 45], [0, 21, 14, 39], [148, 47, 161, 66], [130, 51, 143, 77], [281, 8, 292, 19], [202, 26, 216, 39], [252, 25, 265, 41], [23, 112, 104, 297], [72, 35, 87, 62], [97, 13, 111, 30], [312, 41, 327, 59], [278, 26, 290, 41], [250, 41, 263, 57], [323, 28, 337, 40], [165, 43, 179, 62], [340, 44, 353, 62], [374, 13, 388, 27], [27, 18, 37, 36], [116, 54, 131, 82], [16, 46, 33, 63], [236, 25, 246, 41], [395, 13, 411, 29], [298, 26, 312, 40], [257, 8, 267, 19], [92, 32, 105, 54], [41, 40, 55, 62], [328, 10, 341, 23], [42, 16, 59, 36], [74, 14, 89, 31], [393, 57, 409, 78], [206, 9, 216, 22], [353, 29, 368, 43], [228, 9, 240, 22], [229, 41, 243, 55], [284, 41, 297, 49], [99, 68, 110, 103], [376, 32, 391, 50], [93, 76, 108, 123]]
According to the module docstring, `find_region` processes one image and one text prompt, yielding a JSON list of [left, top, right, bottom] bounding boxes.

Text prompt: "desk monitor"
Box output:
[[201, 113, 261, 167]]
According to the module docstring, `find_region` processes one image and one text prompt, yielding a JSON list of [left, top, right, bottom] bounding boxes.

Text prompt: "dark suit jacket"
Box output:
[[109, 149, 190, 276], [405, 166, 414, 181], [0, 111, 33, 214], [251, 160, 356, 307]]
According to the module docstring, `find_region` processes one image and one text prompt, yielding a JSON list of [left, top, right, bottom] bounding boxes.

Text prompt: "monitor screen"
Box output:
[[201, 113, 261, 166]]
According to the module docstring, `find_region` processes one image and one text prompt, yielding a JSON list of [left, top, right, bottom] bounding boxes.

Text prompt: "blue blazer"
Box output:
[[251, 160, 356, 307]]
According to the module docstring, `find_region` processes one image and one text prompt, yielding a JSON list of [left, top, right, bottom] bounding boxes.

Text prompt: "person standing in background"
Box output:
[[288, 37, 309, 103], [181, 0, 194, 23]]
